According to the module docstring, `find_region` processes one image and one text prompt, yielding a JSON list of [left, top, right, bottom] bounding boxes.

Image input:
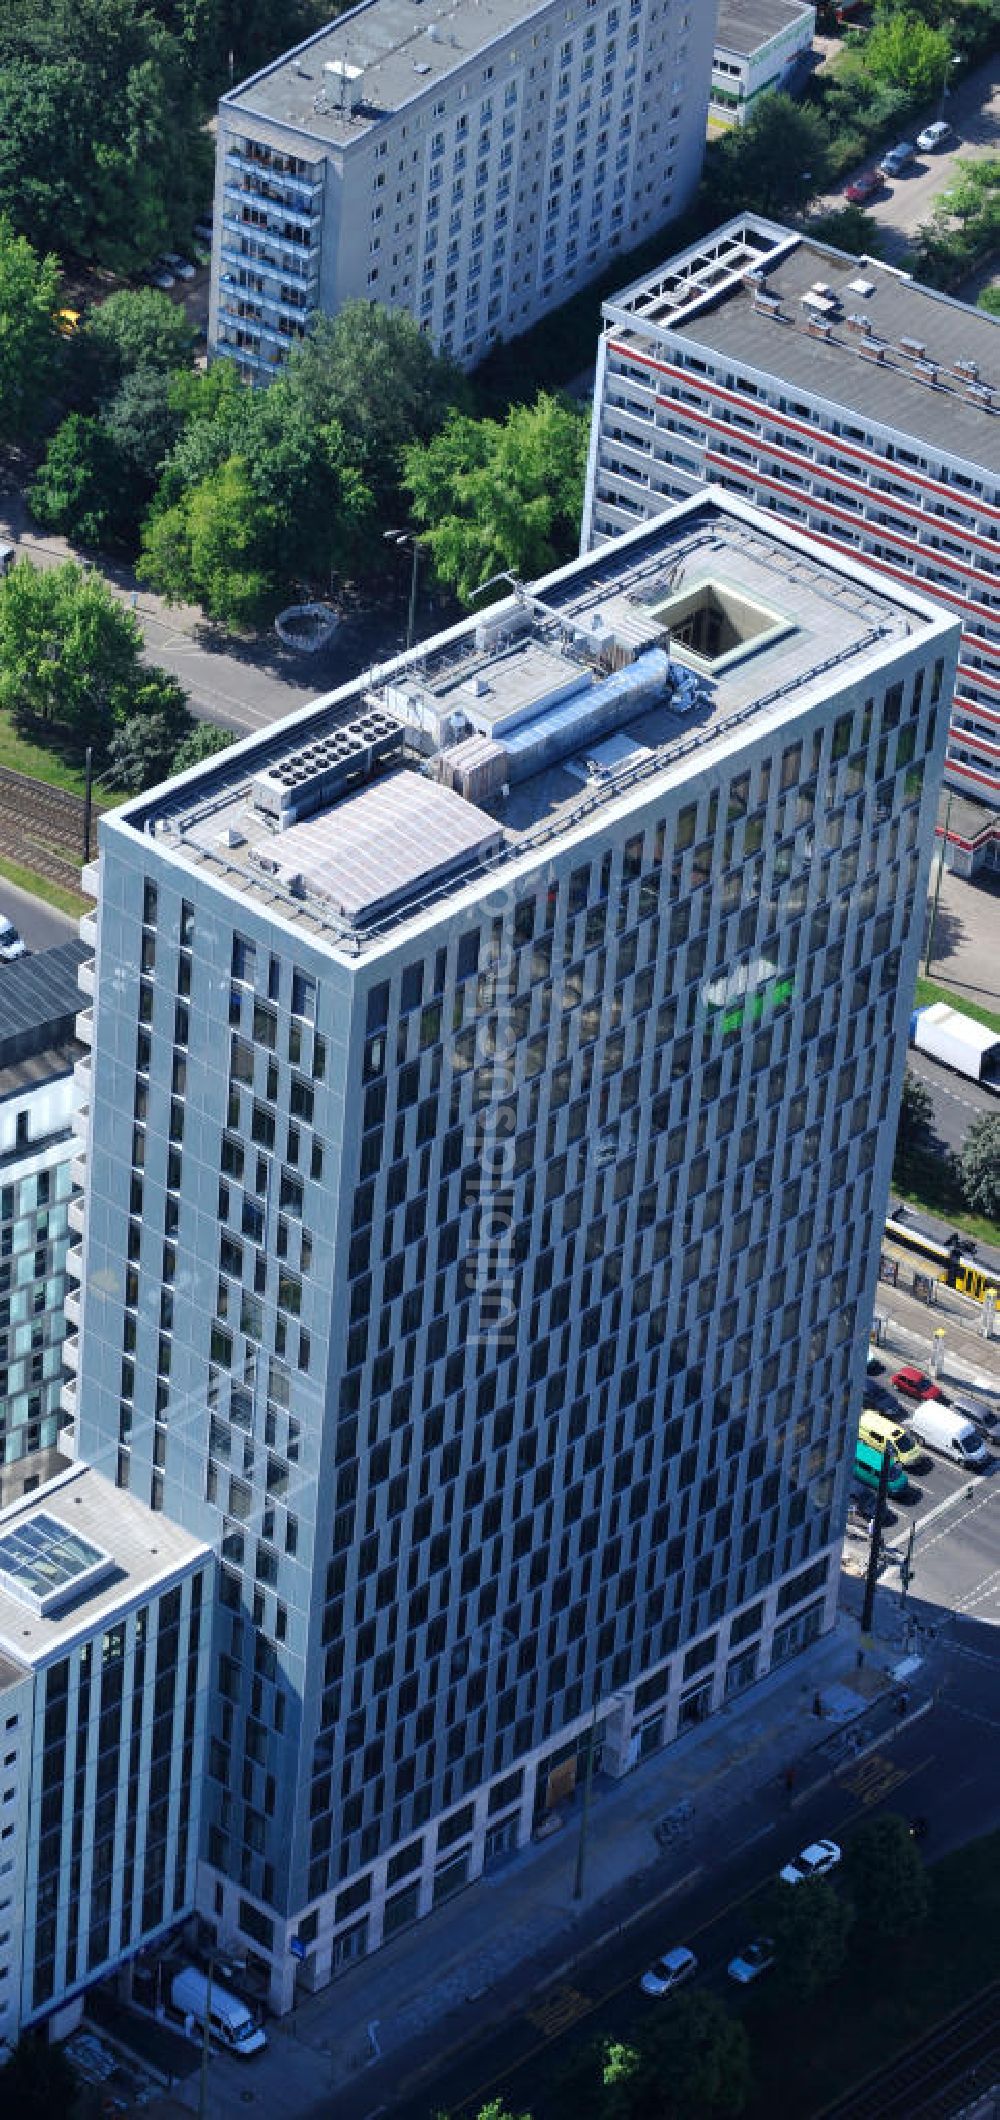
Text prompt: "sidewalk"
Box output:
[[151, 1593, 923, 2120]]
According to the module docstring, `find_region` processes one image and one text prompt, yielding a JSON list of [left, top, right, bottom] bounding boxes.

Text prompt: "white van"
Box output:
[[170, 1966, 267, 2055], [906, 1402, 989, 1469]]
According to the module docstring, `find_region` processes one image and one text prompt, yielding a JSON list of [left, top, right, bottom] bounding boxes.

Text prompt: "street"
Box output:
[[907, 1047, 997, 1157], [817, 57, 1000, 269], [0, 877, 78, 951]]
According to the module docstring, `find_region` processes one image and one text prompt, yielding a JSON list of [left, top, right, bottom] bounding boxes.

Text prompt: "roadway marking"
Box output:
[[915, 1486, 998, 1554], [837, 1753, 908, 1804], [953, 1564, 1000, 1616], [525, 1985, 592, 2037], [950, 1701, 1000, 1733]]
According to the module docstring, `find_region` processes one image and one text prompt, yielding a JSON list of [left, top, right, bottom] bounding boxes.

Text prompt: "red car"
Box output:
[[845, 169, 882, 206], [891, 1366, 943, 1402]]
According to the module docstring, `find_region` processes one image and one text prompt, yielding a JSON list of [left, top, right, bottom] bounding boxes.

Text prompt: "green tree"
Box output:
[[289, 303, 467, 525], [960, 1112, 1000, 1223], [404, 393, 589, 606], [895, 1069, 934, 1165], [704, 94, 831, 219], [140, 455, 271, 627], [599, 1993, 751, 2120], [28, 414, 125, 547], [807, 205, 881, 257], [0, 2035, 78, 2119], [81, 286, 197, 395], [864, 9, 951, 104], [171, 719, 234, 774], [766, 1877, 853, 2000], [979, 288, 1000, 317], [106, 672, 195, 791], [0, 214, 61, 441], [843, 1814, 930, 1939], [0, 558, 143, 753]]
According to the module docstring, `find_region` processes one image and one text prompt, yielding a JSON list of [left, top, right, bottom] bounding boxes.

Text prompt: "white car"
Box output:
[[780, 1838, 841, 1886], [0, 915, 27, 962], [162, 252, 197, 281], [727, 1937, 775, 1984], [640, 1944, 697, 1997], [916, 120, 952, 153]]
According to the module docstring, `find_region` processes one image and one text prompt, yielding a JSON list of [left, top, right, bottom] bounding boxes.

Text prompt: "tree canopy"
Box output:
[[600, 1993, 752, 2120], [0, 557, 193, 767], [960, 1112, 1000, 1223], [404, 393, 590, 606], [843, 1814, 930, 1939], [290, 304, 469, 519], [766, 1877, 853, 2000], [0, 215, 61, 440]]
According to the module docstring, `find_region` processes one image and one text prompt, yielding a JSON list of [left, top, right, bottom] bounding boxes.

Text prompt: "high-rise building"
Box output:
[[208, 0, 714, 377], [71, 490, 955, 2007], [0, 943, 89, 1494], [0, 1464, 210, 2049], [581, 214, 1000, 870]]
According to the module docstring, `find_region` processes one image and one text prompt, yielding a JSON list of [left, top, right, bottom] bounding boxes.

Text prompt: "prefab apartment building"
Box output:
[[582, 215, 1000, 870], [70, 489, 954, 2007], [209, 0, 714, 375]]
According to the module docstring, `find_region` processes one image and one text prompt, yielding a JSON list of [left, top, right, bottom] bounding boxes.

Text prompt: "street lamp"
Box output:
[[383, 529, 423, 652]]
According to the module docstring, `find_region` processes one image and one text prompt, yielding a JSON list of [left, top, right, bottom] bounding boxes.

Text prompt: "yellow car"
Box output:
[[859, 1409, 923, 1471]]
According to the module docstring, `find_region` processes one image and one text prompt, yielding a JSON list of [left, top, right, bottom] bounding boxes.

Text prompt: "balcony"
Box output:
[[65, 1287, 81, 1329], [68, 1196, 86, 1236], [70, 1158, 87, 1192], [60, 1377, 78, 1421], [82, 860, 99, 898], [75, 1007, 93, 1047], [63, 1333, 79, 1374], [70, 1103, 89, 1143], [73, 1056, 91, 1095], [79, 911, 97, 948], [78, 958, 96, 998], [66, 1244, 83, 1284]]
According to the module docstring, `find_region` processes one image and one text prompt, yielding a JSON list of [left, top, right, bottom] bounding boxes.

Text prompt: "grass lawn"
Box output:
[[0, 710, 95, 798], [890, 1180, 1000, 1255], [0, 855, 88, 918], [743, 1834, 1000, 2118], [914, 976, 1000, 1041]]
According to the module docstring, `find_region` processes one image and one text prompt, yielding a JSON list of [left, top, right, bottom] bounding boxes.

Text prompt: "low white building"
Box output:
[[710, 0, 815, 130], [0, 1466, 211, 2049]]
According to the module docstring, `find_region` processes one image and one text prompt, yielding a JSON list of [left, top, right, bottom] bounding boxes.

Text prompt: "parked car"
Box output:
[[0, 914, 27, 962], [891, 1366, 943, 1402], [162, 252, 197, 281], [640, 1944, 698, 1997], [727, 1937, 775, 1984], [906, 1401, 989, 1470], [879, 141, 916, 177], [865, 1380, 901, 1417], [916, 120, 953, 152], [945, 1389, 999, 1442], [845, 169, 883, 205], [148, 265, 175, 290], [780, 1839, 841, 1886]]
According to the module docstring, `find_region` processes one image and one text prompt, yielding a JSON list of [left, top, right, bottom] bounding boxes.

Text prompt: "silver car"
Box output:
[[640, 1944, 698, 1997], [780, 1838, 841, 1886]]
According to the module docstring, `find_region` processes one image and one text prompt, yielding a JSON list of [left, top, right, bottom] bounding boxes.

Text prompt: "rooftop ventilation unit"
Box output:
[[252, 706, 405, 826], [846, 312, 873, 335], [954, 358, 980, 381], [898, 336, 926, 360]]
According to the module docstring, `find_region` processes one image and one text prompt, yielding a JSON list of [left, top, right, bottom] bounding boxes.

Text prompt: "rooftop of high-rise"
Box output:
[[0, 1464, 210, 1680], [603, 214, 1000, 476], [110, 491, 954, 958], [224, 0, 558, 147]]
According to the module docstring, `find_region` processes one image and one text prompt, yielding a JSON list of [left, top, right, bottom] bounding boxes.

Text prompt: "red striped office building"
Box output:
[[581, 214, 1000, 873]]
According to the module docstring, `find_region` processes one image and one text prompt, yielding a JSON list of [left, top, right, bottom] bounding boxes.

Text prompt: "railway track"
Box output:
[[818, 1981, 1000, 2119], [0, 764, 107, 893]]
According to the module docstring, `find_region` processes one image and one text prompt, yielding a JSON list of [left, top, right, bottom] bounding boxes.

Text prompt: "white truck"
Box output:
[[910, 1002, 1000, 1091], [169, 1966, 267, 2056], [906, 1401, 989, 1470]]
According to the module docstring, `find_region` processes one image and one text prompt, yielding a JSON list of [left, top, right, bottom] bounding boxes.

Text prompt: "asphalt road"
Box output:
[[907, 1048, 998, 1156], [818, 58, 1000, 268], [394, 1655, 1000, 2120], [0, 877, 78, 952]]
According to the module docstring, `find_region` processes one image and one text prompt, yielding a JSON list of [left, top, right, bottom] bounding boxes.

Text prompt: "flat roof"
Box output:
[[604, 216, 1000, 478], [0, 1465, 210, 1667], [112, 490, 952, 959], [0, 941, 89, 1071], [715, 0, 814, 58], [225, 0, 551, 149]]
